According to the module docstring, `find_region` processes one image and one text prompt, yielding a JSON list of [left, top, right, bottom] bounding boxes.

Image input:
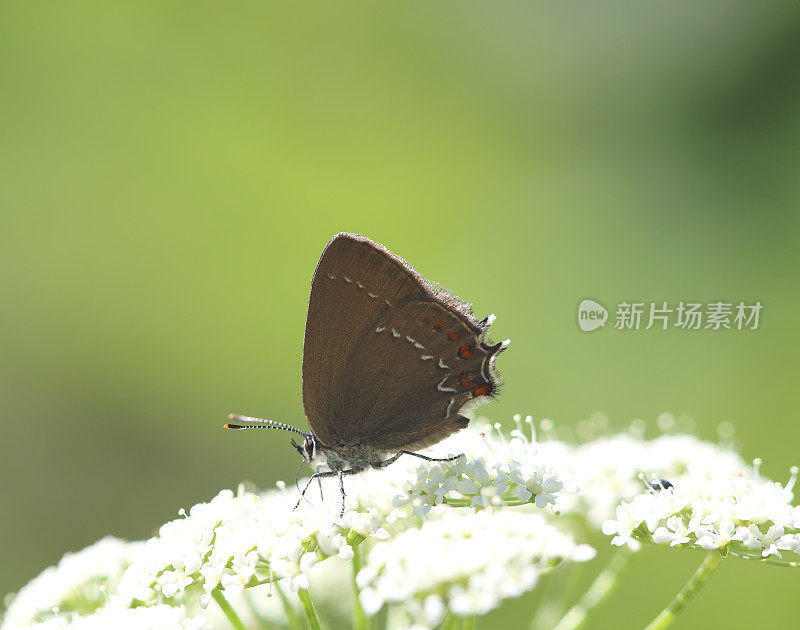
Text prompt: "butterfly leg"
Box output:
[[334, 469, 362, 517], [295, 463, 326, 505], [379, 450, 464, 468], [338, 471, 346, 518], [294, 471, 337, 510]]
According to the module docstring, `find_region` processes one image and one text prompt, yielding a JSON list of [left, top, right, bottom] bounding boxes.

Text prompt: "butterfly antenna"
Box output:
[[224, 414, 306, 436]]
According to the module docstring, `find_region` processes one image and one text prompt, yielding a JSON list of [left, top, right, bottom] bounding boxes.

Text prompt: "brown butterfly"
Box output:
[[226, 233, 508, 516]]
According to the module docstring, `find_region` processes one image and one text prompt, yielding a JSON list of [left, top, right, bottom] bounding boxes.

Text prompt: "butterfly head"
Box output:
[[292, 433, 318, 463]]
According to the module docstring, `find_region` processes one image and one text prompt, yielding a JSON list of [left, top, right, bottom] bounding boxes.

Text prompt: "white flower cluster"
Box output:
[[3, 424, 579, 630], [389, 423, 567, 515], [532, 415, 750, 529], [1, 537, 142, 628], [602, 462, 800, 560], [357, 507, 595, 627], [7, 414, 782, 630], [2, 487, 387, 630], [116, 486, 389, 607]]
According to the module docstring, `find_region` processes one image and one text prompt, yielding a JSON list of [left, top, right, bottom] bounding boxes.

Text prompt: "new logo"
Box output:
[[578, 299, 608, 332]]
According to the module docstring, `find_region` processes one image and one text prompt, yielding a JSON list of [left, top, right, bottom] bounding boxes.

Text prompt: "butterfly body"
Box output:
[[293, 434, 386, 474]]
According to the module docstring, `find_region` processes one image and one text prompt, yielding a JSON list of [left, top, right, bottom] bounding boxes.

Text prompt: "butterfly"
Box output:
[[226, 233, 508, 516]]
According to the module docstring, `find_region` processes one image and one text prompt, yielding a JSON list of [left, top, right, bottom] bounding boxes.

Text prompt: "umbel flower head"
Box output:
[[532, 413, 751, 532], [389, 419, 567, 514], [4, 414, 797, 630], [113, 486, 389, 609], [1, 423, 579, 630], [602, 460, 800, 561], [357, 507, 595, 626], [0, 537, 142, 628]]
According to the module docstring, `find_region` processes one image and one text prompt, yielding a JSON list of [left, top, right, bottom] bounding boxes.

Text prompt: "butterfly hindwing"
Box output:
[[336, 299, 503, 451]]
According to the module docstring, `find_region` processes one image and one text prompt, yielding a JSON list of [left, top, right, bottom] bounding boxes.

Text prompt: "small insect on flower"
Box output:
[[225, 233, 509, 516], [646, 478, 674, 491]]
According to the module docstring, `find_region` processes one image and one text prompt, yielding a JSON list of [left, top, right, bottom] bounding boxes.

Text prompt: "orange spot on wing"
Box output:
[[447, 330, 459, 341], [435, 321, 445, 329], [458, 344, 475, 359], [460, 372, 477, 389], [473, 386, 491, 397]]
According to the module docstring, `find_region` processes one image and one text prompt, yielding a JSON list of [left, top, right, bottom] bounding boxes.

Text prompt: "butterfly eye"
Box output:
[[303, 436, 316, 461]]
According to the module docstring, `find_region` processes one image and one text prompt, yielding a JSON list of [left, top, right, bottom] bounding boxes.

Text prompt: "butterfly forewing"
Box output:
[[302, 234, 427, 447]]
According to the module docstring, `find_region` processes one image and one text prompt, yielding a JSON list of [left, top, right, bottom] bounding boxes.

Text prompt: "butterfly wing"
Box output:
[[338, 298, 506, 452], [302, 233, 427, 447], [302, 233, 506, 452]]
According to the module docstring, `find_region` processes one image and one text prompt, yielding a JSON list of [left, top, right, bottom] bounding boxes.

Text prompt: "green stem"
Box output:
[[275, 581, 302, 630], [727, 550, 800, 567], [352, 544, 370, 630], [211, 589, 247, 630], [529, 562, 576, 630], [552, 551, 631, 630], [643, 552, 722, 630], [442, 497, 470, 507], [297, 588, 322, 630]]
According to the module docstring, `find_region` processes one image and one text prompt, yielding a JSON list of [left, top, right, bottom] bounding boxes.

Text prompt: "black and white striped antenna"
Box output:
[[223, 414, 306, 436]]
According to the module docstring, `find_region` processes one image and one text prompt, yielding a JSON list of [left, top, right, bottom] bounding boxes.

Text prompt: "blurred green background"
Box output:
[[2, 1, 799, 627]]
